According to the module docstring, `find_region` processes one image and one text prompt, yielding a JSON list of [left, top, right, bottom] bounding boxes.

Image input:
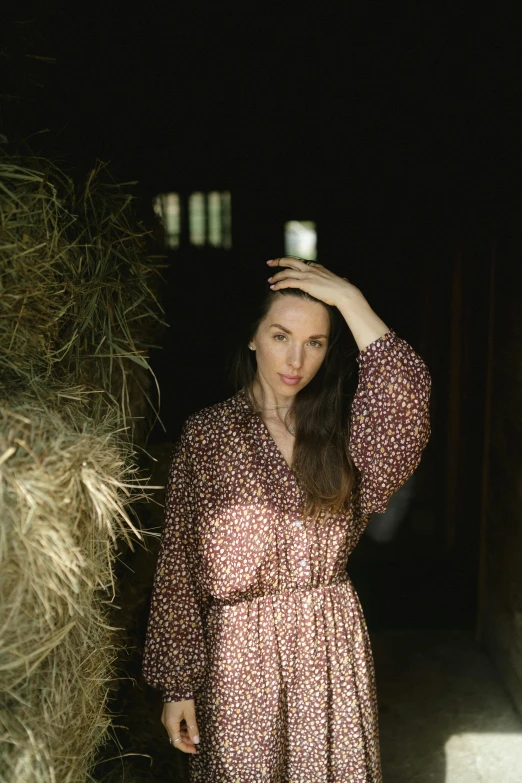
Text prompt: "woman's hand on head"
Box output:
[[161, 698, 200, 754], [267, 257, 357, 308]]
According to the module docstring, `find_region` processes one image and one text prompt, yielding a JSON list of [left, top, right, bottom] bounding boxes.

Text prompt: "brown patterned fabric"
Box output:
[[142, 330, 431, 782]]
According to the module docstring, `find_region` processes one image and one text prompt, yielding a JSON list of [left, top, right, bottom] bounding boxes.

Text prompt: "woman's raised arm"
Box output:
[[349, 329, 431, 516], [266, 257, 431, 515]]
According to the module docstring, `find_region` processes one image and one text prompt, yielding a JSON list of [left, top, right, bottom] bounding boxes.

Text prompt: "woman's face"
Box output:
[[250, 294, 330, 398]]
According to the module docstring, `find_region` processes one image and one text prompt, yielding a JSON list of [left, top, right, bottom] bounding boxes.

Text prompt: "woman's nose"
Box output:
[[287, 345, 304, 369]]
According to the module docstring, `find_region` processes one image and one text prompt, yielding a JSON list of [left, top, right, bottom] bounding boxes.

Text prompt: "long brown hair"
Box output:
[[232, 287, 357, 518]]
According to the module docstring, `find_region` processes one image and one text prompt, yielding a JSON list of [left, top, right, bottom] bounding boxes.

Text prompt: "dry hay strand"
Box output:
[[0, 154, 166, 441], [0, 393, 153, 783]]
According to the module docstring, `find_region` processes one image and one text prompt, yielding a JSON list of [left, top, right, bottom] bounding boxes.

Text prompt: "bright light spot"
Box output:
[[444, 732, 522, 782], [153, 193, 180, 249], [152, 197, 162, 219], [155, 190, 232, 249], [208, 191, 222, 247], [189, 192, 206, 246], [284, 220, 317, 261]]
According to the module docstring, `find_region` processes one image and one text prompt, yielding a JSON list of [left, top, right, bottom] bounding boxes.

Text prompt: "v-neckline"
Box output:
[[236, 388, 296, 473], [255, 410, 295, 471]]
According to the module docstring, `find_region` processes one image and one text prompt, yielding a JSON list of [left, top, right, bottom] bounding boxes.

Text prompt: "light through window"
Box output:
[[189, 192, 206, 246], [284, 220, 317, 261], [153, 193, 181, 249], [153, 191, 232, 249], [208, 192, 221, 247], [197, 191, 231, 249]]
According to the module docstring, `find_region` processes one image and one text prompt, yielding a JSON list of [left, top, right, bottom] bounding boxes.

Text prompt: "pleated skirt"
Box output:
[[189, 579, 382, 783]]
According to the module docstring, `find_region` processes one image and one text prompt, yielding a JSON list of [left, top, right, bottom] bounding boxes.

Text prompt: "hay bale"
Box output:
[[0, 153, 165, 782], [0, 156, 165, 441], [0, 394, 150, 783]]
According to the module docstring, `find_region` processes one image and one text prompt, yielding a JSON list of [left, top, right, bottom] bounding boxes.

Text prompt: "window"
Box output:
[[284, 220, 317, 261], [219, 191, 232, 249], [201, 191, 232, 249], [208, 191, 222, 246], [153, 193, 181, 249], [153, 191, 232, 249], [189, 192, 206, 246]]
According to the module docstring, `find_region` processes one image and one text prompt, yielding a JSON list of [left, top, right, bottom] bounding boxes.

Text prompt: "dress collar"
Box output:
[[230, 387, 257, 419]]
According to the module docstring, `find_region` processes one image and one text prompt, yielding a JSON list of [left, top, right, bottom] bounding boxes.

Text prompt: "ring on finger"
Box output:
[[170, 736, 182, 743]]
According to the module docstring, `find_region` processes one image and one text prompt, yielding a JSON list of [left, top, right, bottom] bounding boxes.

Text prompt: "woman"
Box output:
[[142, 257, 431, 782]]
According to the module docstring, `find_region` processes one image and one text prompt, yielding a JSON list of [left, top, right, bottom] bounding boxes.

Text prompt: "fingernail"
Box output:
[[267, 259, 274, 264], [267, 277, 272, 282], [193, 734, 200, 744], [269, 285, 275, 289]]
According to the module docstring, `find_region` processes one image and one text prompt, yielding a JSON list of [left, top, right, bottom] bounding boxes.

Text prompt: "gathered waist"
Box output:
[[209, 572, 350, 607]]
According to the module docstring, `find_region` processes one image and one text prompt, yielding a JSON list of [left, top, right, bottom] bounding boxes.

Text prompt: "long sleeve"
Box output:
[[349, 329, 431, 516], [142, 422, 208, 702]]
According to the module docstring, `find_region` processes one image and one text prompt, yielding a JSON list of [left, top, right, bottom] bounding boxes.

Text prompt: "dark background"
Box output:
[[4, 0, 519, 629], [3, 4, 521, 778]]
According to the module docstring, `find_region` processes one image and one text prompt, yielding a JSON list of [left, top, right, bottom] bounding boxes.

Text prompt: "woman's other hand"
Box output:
[[161, 699, 200, 754]]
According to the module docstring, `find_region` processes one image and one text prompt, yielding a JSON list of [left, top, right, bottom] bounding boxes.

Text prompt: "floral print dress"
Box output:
[[142, 330, 431, 782]]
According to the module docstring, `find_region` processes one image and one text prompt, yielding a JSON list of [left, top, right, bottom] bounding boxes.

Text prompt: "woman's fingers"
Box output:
[[164, 714, 184, 749], [269, 260, 325, 280], [270, 277, 310, 291], [266, 257, 351, 307], [183, 703, 201, 748], [269, 267, 308, 284], [162, 699, 200, 755], [268, 256, 315, 270], [269, 264, 326, 291]]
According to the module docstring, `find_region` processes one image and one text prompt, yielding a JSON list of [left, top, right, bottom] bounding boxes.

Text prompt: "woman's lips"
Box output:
[[278, 373, 303, 386]]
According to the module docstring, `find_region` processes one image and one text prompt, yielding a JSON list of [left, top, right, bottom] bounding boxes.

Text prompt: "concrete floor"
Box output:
[[372, 630, 522, 783]]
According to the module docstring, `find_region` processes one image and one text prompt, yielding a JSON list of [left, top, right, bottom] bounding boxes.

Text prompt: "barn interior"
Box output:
[[1, 4, 521, 782]]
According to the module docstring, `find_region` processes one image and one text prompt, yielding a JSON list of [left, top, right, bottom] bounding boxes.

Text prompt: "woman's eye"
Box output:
[[308, 340, 323, 348], [274, 334, 287, 341]]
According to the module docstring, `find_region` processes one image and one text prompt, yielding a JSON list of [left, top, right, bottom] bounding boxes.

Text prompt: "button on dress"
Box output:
[[142, 330, 431, 782]]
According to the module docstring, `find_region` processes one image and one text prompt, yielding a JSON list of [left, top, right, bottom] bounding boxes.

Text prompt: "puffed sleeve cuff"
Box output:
[[349, 326, 431, 516], [356, 328, 397, 365], [163, 687, 194, 703]]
